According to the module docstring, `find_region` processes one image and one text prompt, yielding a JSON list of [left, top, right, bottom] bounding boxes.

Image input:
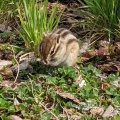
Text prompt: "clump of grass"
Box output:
[[17, 0, 63, 55], [78, 0, 120, 40]]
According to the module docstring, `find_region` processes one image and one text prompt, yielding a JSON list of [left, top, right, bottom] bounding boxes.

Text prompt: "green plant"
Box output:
[[78, 0, 120, 40], [17, 0, 63, 55], [0, 64, 120, 119]]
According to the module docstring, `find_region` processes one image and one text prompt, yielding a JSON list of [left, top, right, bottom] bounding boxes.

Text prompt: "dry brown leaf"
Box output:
[[102, 105, 114, 117], [75, 75, 86, 88], [9, 115, 23, 120], [97, 47, 109, 56], [81, 50, 96, 62], [0, 60, 12, 70], [100, 82, 109, 91], [90, 107, 104, 115], [0, 68, 13, 75], [80, 57, 90, 62], [98, 62, 120, 72], [1, 80, 14, 87], [56, 91, 80, 104], [1, 80, 20, 89]]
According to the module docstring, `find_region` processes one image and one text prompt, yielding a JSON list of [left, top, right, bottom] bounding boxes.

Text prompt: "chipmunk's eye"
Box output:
[[50, 48, 54, 55]]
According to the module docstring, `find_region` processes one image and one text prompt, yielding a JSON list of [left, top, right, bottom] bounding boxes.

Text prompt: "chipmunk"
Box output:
[[38, 28, 80, 66]]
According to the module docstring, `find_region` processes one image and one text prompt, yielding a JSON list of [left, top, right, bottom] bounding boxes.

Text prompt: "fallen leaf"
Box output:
[[80, 57, 90, 62], [90, 107, 104, 115], [100, 82, 109, 91], [1, 80, 14, 87], [102, 105, 114, 117], [97, 62, 120, 72], [56, 91, 80, 104], [9, 115, 23, 120], [97, 47, 109, 56], [81, 50, 96, 62], [0, 68, 13, 75], [0, 60, 12, 70], [75, 75, 86, 88], [1, 80, 20, 89]]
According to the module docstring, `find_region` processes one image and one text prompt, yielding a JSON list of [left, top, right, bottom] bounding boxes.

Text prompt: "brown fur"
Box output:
[[38, 28, 79, 66]]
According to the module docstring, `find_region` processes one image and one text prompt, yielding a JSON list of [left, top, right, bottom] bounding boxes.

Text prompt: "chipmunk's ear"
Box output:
[[56, 34, 60, 43]]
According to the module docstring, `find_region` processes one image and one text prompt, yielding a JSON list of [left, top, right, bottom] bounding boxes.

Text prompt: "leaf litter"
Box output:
[[56, 91, 80, 104]]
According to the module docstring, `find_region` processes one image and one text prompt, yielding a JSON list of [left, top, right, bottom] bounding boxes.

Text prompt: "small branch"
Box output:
[[40, 103, 59, 120], [10, 45, 20, 83]]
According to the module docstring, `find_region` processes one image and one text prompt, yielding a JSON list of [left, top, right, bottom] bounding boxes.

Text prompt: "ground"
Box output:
[[0, 0, 120, 120]]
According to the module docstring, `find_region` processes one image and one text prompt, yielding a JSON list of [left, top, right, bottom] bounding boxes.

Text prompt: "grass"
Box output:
[[17, 0, 63, 55], [78, 0, 120, 40]]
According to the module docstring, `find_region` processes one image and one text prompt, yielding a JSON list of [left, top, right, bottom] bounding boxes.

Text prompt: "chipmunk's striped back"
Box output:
[[53, 28, 77, 43], [38, 28, 79, 66]]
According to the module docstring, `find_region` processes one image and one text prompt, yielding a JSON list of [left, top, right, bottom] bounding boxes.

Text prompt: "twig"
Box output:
[[27, 75, 35, 97], [88, 33, 106, 47], [60, 104, 69, 120], [40, 103, 59, 120], [10, 45, 20, 83]]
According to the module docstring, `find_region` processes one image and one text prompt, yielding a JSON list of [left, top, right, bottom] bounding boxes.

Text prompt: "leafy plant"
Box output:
[[78, 0, 120, 40], [17, 0, 63, 55], [0, 64, 120, 119]]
